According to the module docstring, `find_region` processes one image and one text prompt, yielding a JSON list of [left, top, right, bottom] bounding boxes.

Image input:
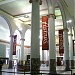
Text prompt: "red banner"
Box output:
[[42, 16, 49, 50], [13, 35, 17, 55], [73, 40, 75, 56], [59, 30, 64, 55]]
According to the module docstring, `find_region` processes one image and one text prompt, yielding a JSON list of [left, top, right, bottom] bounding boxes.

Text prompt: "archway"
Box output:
[[0, 15, 17, 68], [0, 16, 12, 66], [0, 16, 10, 41], [12, 29, 21, 66]]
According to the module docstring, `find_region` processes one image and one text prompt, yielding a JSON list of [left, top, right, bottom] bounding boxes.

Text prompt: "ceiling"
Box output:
[[0, 0, 74, 45], [0, 0, 74, 31], [62, 0, 74, 19]]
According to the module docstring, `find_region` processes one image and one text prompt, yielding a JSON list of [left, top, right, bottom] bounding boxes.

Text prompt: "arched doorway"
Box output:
[[0, 16, 10, 65]]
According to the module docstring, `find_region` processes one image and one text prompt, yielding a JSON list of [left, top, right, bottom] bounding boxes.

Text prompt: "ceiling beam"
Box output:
[[0, 8, 13, 16]]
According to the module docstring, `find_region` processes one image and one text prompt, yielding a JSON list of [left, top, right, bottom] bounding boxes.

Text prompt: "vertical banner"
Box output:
[[42, 16, 49, 50], [59, 30, 64, 55], [73, 40, 75, 56], [13, 35, 17, 55]]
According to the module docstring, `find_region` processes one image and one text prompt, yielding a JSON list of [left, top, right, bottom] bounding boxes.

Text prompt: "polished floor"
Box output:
[[1, 65, 75, 75]]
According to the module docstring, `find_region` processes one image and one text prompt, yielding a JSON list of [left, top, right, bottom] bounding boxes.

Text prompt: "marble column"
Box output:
[[47, 0, 56, 74], [29, 0, 41, 74], [18, 24, 30, 65], [8, 35, 14, 68], [73, 27, 75, 67], [68, 24, 74, 69], [19, 38, 25, 65], [42, 50, 44, 64], [47, 50, 49, 66], [57, 1, 70, 71], [72, 26, 75, 40], [63, 28, 70, 70], [74, 27, 75, 39]]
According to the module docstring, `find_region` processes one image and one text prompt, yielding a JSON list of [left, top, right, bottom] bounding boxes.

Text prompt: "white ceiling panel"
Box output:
[[0, 0, 31, 15], [0, 0, 74, 32]]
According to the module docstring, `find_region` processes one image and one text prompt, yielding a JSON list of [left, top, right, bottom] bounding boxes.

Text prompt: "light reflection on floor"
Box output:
[[1, 65, 75, 75]]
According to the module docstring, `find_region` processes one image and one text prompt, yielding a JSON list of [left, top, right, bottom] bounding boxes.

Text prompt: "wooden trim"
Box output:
[[0, 39, 9, 44]]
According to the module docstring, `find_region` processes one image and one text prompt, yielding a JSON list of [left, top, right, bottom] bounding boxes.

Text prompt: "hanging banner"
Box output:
[[13, 35, 17, 55], [59, 30, 64, 55], [73, 40, 75, 56], [42, 16, 49, 50]]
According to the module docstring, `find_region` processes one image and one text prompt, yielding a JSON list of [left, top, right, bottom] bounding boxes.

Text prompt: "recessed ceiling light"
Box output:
[[24, 14, 29, 18]]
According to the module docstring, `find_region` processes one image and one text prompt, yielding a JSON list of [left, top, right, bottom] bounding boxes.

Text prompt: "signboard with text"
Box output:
[[73, 40, 75, 56], [42, 16, 49, 50], [13, 35, 17, 55], [59, 30, 64, 55]]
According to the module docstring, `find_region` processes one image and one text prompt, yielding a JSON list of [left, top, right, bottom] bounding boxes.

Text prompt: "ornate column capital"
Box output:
[[47, 14, 56, 19], [29, 0, 32, 3], [29, 0, 42, 5], [63, 28, 69, 32], [20, 38, 25, 41], [10, 35, 14, 37], [68, 34, 73, 36]]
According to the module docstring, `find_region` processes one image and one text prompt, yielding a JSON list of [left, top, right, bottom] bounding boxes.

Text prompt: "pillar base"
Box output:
[[8, 60, 13, 69], [41, 61, 45, 64], [18, 60, 25, 65], [64, 60, 70, 71], [70, 60, 74, 69], [65, 68, 71, 71], [50, 59, 57, 74], [31, 58, 40, 75], [17, 60, 30, 71]]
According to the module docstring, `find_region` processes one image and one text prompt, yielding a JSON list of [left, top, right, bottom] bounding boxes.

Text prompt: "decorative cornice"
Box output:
[[29, 0, 42, 5], [29, 0, 32, 3], [47, 14, 56, 19], [20, 39, 25, 41]]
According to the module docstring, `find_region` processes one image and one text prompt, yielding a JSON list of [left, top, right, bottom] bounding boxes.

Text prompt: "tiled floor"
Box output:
[[1, 65, 75, 75]]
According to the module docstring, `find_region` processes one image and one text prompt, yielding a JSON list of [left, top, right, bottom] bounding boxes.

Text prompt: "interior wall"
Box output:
[[0, 44, 6, 57]]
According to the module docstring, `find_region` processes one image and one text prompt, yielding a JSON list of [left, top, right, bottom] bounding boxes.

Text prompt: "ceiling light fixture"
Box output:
[[66, 19, 72, 23], [24, 14, 29, 18]]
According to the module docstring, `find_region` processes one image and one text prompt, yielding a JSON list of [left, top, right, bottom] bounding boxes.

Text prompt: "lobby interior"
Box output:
[[0, 0, 75, 75]]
